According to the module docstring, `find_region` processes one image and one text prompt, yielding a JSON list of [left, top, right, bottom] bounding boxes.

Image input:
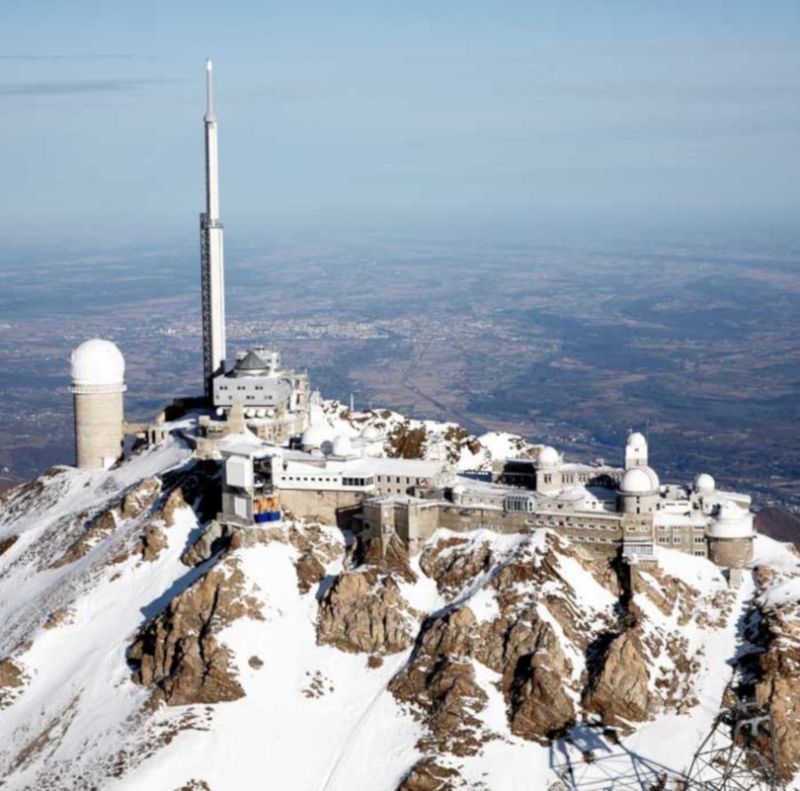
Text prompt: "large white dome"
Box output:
[[627, 431, 647, 447], [70, 339, 125, 387], [620, 465, 660, 494], [694, 473, 716, 495], [537, 446, 560, 468], [331, 435, 353, 457], [300, 422, 335, 450]]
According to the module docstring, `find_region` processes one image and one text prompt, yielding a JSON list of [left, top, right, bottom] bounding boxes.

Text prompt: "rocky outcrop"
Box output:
[[359, 531, 417, 584], [317, 571, 418, 655], [0, 659, 25, 709], [390, 608, 490, 756], [0, 535, 18, 556], [752, 591, 800, 780], [129, 558, 263, 705], [396, 758, 462, 791], [121, 478, 161, 519], [52, 509, 117, 568], [295, 551, 326, 594], [420, 538, 492, 595], [505, 620, 575, 742], [181, 521, 235, 567], [582, 630, 654, 730]]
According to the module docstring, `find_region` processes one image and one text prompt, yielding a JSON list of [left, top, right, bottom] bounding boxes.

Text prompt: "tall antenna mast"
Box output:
[[200, 58, 227, 399]]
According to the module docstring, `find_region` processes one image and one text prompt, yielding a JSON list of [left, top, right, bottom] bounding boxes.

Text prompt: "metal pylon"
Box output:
[[685, 701, 784, 790]]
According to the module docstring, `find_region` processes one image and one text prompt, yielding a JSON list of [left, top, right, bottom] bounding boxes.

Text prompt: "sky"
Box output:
[[1, 1, 799, 247]]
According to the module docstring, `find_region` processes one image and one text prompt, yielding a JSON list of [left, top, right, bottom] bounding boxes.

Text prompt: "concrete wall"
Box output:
[[73, 391, 124, 469]]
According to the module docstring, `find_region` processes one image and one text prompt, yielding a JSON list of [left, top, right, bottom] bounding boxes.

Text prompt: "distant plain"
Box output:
[[1, 236, 797, 508]]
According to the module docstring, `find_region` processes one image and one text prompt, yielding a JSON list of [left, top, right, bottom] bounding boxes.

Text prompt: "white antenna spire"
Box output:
[[205, 58, 216, 122]]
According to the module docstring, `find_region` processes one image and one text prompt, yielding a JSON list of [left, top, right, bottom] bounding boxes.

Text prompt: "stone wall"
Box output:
[[278, 488, 363, 528], [708, 537, 753, 568]]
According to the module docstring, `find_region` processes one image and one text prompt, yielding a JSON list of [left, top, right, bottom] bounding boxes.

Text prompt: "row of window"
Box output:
[[280, 474, 374, 487], [656, 524, 706, 532]]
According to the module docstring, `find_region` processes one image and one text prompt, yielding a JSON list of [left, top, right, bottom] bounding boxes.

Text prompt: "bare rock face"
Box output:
[[135, 522, 170, 563], [52, 509, 118, 568], [0, 658, 25, 709], [181, 521, 234, 567], [582, 630, 654, 730], [504, 620, 575, 742], [360, 531, 417, 584], [420, 538, 492, 595], [0, 535, 18, 556], [390, 607, 490, 756], [121, 478, 162, 519], [295, 551, 326, 594], [753, 603, 800, 780], [129, 557, 262, 705], [317, 571, 418, 655], [396, 758, 462, 791]]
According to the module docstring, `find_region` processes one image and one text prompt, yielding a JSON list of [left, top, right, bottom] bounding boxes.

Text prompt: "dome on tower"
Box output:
[[709, 500, 753, 539], [537, 446, 560, 467], [627, 431, 647, 447], [694, 473, 716, 495], [620, 465, 660, 495], [70, 339, 125, 387]]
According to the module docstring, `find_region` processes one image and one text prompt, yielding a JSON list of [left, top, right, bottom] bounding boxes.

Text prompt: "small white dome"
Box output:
[[70, 339, 125, 386], [331, 435, 353, 457], [301, 422, 334, 450], [537, 446, 560, 467], [620, 465, 660, 494], [627, 431, 647, 447], [451, 483, 467, 496], [694, 473, 716, 494], [361, 425, 382, 441]]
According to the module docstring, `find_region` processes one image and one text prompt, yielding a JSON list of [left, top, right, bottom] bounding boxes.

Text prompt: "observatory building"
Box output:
[[70, 339, 126, 469]]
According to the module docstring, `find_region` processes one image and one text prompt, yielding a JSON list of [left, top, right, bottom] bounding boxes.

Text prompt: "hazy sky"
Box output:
[[2, 1, 799, 246]]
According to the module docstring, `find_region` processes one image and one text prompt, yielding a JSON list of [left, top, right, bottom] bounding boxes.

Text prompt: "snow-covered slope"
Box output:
[[0, 432, 799, 790]]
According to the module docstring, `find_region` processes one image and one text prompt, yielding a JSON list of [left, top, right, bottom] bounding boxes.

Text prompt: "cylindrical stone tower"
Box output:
[[708, 501, 754, 568], [70, 339, 126, 469]]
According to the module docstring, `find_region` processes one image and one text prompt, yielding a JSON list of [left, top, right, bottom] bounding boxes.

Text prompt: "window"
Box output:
[[694, 536, 705, 544], [694, 551, 705, 556]]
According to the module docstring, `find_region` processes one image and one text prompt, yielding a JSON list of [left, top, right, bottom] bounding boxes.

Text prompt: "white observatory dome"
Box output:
[[537, 446, 560, 468], [451, 483, 467, 497], [694, 473, 716, 495], [627, 431, 647, 447], [620, 465, 660, 495], [709, 500, 753, 539], [70, 339, 125, 387], [331, 435, 353, 457], [300, 423, 334, 451]]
